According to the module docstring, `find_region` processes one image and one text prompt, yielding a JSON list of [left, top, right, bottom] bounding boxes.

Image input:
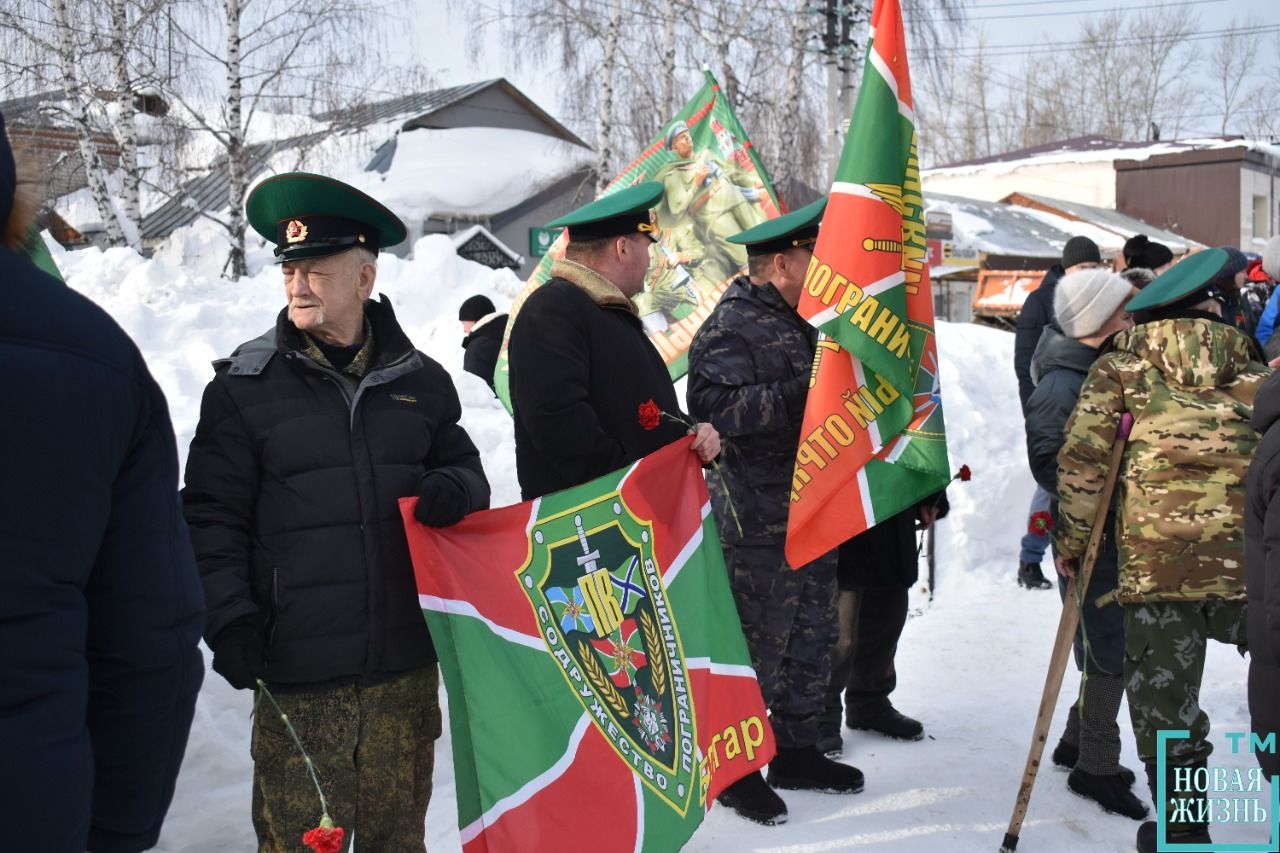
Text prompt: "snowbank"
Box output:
[[47, 238, 1256, 852]]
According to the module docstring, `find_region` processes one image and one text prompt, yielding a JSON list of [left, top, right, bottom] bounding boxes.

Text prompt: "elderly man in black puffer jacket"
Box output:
[[183, 172, 489, 851], [1246, 370, 1280, 790]]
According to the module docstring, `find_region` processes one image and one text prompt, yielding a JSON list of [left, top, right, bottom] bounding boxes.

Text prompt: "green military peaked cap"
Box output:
[[727, 196, 826, 256], [1125, 247, 1226, 312], [246, 172, 407, 264], [547, 181, 664, 242]]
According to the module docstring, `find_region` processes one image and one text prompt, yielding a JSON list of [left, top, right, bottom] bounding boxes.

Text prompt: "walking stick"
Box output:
[[999, 414, 1132, 853]]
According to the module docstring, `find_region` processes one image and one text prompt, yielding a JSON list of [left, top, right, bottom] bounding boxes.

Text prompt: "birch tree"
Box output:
[[165, 0, 378, 278]]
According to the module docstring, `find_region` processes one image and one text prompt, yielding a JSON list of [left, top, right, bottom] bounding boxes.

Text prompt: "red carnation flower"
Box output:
[[637, 398, 662, 431], [1028, 511, 1053, 536], [302, 819, 345, 853], [958, 464, 971, 482]]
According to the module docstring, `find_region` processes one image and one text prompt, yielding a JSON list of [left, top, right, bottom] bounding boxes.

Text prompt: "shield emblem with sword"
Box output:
[[518, 491, 699, 814]]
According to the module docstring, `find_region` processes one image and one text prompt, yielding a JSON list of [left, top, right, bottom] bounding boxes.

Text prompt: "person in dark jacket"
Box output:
[[1014, 235, 1102, 590], [818, 492, 947, 754], [1024, 268, 1147, 820], [0, 110, 205, 853], [1246, 369, 1280, 790], [1212, 246, 1255, 335], [183, 173, 490, 852], [508, 182, 719, 502], [458, 294, 507, 391], [688, 199, 863, 827]]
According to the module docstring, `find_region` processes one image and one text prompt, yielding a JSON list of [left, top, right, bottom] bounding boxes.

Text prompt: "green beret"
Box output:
[[246, 172, 407, 263], [727, 196, 826, 256], [547, 181, 664, 242], [1125, 248, 1226, 313]]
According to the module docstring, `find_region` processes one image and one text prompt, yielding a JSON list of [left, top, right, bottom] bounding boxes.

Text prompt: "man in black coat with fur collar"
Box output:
[[508, 182, 720, 501]]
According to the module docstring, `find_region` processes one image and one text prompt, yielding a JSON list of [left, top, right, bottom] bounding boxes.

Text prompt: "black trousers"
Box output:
[[819, 584, 909, 734]]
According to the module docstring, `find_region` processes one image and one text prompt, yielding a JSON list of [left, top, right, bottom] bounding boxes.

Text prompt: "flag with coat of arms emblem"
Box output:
[[400, 437, 775, 852]]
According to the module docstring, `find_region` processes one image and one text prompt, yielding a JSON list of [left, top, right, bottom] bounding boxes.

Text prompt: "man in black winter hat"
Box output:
[[1013, 235, 1102, 591]]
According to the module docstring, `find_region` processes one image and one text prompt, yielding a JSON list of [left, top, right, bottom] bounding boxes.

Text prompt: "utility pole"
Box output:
[[838, 2, 856, 126], [824, 0, 840, 184]]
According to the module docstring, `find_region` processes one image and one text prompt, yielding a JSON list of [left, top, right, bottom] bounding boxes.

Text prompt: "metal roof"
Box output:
[[1003, 191, 1200, 253], [313, 80, 494, 128], [139, 130, 328, 241], [926, 192, 1075, 258]]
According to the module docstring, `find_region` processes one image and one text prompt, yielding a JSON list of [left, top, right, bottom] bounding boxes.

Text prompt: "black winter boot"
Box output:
[[1052, 738, 1137, 785], [816, 731, 844, 758], [1137, 761, 1213, 853], [846, 701, 924, 741], [1067, 768, 1149, 820], [716, 770, 788, 825], [1017, 561, 1054, 590], [767, 745, 865, 794]]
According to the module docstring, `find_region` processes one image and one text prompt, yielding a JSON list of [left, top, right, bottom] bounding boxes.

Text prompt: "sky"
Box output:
[[393, 0, 1280, 143]]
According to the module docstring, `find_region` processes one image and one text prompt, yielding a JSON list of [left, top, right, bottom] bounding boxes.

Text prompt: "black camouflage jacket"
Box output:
[[687, 278, 814, 545]]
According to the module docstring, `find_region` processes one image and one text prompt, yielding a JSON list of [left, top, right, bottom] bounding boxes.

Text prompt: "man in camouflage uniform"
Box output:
[[688, 199, 862, 827], [1055, 249, 1267, 853], [656, 121, 766, 285]]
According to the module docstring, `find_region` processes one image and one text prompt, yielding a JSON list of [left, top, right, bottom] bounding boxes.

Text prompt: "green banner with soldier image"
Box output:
[[494, 70, 783, 410]]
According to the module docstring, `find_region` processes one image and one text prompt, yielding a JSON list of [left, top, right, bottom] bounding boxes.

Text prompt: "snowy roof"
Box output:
[[926, 134, 1280, 178], [126, 79, 591, 242], [925, 192, 1074, 258], [313, 78, 588, 148], [344, 126, 593, 220], [1002, 192, 1200, 254]]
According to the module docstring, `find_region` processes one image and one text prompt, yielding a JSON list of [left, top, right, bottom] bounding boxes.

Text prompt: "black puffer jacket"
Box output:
[[1246, 369, 1280, 777], [1015, 264, 1063, 414], [1024, 324, 1098, 494], [687, 278, 813, 546], [1, 233, 204, 847], [462, 312, 507, 391], [509, 261, 687, 501], [183, 296, 488, 687]]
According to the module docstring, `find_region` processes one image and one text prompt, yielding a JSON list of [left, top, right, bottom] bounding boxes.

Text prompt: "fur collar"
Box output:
[[550, 258, 638, 316]]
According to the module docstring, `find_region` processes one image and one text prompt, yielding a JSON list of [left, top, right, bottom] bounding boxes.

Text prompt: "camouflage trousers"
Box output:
[[251, 666, 442, 853], [1124, 600, 1247, 765], [723, 543, 838, 749]]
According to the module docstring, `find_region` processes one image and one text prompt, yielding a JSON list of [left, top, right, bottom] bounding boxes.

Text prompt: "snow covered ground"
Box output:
[[51, 234, 1260, 852]]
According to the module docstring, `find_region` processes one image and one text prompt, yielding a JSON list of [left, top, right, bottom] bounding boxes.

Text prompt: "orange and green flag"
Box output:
[[784, 0, 951, 569]]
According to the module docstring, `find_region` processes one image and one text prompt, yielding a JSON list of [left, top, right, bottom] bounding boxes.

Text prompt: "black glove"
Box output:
[[210, 617, 266, 691], [415, 471, 472, 527]]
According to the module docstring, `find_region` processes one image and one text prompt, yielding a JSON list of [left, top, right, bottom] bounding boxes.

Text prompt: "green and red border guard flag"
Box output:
[[401, 438, 774, 852], [784, 0, 951, 569], [494, 70, 783, 411]]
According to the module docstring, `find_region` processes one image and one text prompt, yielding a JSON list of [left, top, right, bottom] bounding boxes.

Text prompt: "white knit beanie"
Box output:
[[1263, 235, 1280, 280], [1053, 268, 1132, 338]]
